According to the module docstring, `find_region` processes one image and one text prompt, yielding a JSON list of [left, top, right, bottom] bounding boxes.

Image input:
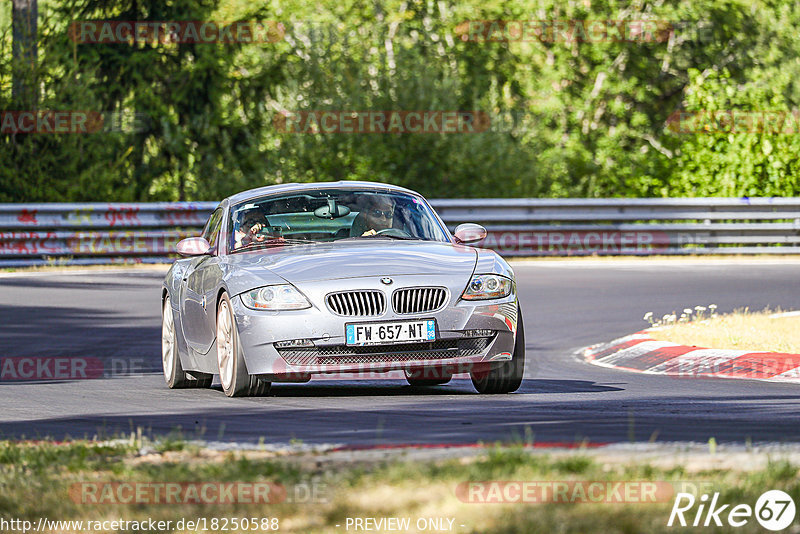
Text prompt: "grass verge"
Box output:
[[648, 308, 800, 353], [1, 439, 798, 533]]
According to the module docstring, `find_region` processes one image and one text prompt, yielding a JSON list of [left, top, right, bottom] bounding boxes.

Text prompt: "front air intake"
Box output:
[[392, 287, 447, 315], [326, 290, 386, 316]]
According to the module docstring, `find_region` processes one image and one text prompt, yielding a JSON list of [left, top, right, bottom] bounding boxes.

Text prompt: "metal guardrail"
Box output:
[[1, 198, 799, 266]]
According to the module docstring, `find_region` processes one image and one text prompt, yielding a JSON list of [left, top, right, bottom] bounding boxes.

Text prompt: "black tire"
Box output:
[[471, 306, 525, 394], [405, 368, 453, 386], [162, 295, 212, 389], [216, 292, 271, 397]]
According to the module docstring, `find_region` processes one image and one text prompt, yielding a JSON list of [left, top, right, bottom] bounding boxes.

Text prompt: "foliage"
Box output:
[[1, 0, 799, 201]]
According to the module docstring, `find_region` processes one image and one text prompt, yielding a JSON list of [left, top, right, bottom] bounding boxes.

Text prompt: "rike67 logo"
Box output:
[[668, 490, 796, 531]]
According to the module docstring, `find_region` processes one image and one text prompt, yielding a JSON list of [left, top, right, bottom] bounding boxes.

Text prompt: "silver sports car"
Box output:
[[161, 181, 524, 396]]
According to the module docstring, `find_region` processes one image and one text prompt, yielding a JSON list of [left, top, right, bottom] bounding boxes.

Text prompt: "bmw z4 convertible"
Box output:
[[161, 181, 524, 396]]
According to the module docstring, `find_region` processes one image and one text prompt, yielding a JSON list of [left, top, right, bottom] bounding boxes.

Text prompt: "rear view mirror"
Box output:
[[315, 199, 351, 219], [176, 237, 212, 256], [453, 223, 487, 245]]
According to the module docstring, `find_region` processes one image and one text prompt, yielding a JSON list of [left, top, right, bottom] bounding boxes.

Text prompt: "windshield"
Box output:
[[228, 188, 449, 252]]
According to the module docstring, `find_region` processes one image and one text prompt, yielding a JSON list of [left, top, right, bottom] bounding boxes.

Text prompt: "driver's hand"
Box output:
[[248, 223, 264, 235], [361, 229, 377, 237]]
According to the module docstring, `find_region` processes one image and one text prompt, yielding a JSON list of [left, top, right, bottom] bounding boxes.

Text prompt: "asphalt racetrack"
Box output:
[[1, 260, 799, 446]]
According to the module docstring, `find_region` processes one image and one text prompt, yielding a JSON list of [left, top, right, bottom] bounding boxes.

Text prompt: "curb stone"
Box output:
[[584, 332, 800, 383]]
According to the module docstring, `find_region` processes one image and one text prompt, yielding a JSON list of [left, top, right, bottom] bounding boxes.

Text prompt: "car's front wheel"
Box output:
[[216, 292, 271, 397], [470, 306, 525, 394], [162, 295, 212, 389]]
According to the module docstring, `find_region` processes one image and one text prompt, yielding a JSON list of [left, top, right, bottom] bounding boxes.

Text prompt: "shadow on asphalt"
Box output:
[[0, 303, 160, 368], [3, 390, 800, 445], [259, 379, 623, 397], [0, 273, 163, 291]]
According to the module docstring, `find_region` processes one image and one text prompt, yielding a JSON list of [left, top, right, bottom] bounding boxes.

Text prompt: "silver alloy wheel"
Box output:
[[162, 297, 176, 384], [217, 299, 235, 391]]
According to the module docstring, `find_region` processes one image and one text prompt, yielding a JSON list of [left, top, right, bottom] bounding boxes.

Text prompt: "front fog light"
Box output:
[[463, 329, 494, 338]]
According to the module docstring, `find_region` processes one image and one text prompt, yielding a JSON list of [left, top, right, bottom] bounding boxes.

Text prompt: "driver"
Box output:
[[350, 195, 396, 237], [234, 209, 270, 249]]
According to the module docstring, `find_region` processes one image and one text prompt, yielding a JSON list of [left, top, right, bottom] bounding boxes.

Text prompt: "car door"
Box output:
[[180, 207, 224, 354]]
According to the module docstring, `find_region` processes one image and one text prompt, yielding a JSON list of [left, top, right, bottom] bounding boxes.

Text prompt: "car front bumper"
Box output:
[[230, 275, 519, 377]]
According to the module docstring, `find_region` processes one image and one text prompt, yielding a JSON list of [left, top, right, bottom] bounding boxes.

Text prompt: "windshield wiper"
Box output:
[[366, 234, 417, 240], [233, 238, 315, 252], [338, 234, 419, 242]]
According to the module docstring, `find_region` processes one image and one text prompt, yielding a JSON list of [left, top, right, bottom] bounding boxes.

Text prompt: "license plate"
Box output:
[[346, 319, 436, 346]]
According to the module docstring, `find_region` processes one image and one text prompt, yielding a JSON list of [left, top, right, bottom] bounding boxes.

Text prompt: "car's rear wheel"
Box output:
[[162, 295, 212, 389], [404, 368, 452, 386], [471, 306, 525, 394], [216, 292, 271, 397]]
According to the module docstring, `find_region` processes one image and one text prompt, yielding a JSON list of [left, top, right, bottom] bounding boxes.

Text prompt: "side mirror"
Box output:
[[453, 223, 487, 245], [176, 237, 212, 256]]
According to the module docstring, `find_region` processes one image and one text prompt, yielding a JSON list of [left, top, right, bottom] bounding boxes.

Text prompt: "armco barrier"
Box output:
[[1, 197, 799, 266]]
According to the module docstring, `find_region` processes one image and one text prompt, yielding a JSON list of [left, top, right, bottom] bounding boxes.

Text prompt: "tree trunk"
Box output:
[[12, 0, 38, 106]]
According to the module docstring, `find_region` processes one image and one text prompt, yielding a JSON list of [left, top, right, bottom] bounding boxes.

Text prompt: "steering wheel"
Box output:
[[253, 226, 272, 237], [244, 225, 281, 243], [376, 228, 412, 238]]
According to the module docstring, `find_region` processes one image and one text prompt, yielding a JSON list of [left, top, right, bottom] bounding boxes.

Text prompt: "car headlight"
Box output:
[[461, 274, 513, 300], [241, 284, 311, 310]]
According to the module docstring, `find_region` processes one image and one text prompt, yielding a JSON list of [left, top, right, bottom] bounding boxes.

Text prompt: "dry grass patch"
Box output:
[[4, 440, 800, 533], [648, 309, 800, 353]]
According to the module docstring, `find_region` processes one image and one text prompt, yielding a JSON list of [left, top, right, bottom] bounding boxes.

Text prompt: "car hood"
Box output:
[[224, 240, 478, 285]]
